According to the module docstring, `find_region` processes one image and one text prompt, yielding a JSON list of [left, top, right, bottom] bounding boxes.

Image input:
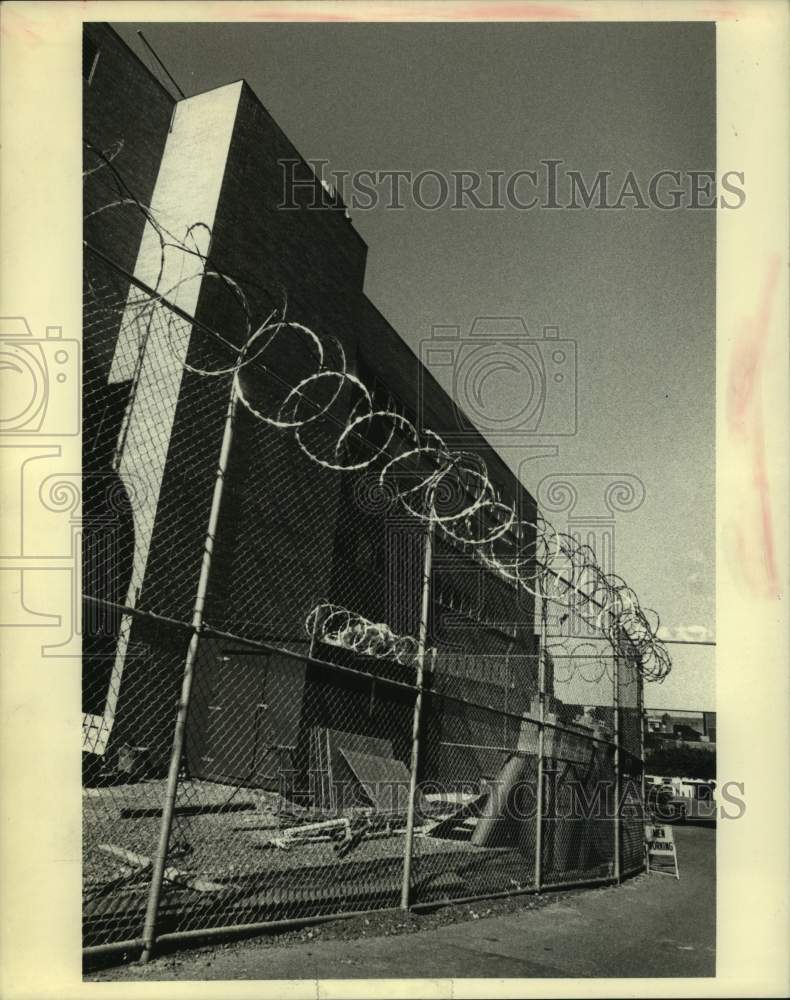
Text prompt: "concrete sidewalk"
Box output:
[[91, 825, 715, 982]]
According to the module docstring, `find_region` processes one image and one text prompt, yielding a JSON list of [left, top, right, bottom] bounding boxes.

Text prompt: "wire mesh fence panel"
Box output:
[[143, 641, 419, 936], [82, 246, 243, 766], [412, 693, 540, 905], [616, 648, 644, 875], [537, 596, 623, 886], [541, 730, 616, 886], [82, 169, 660, 955], [618, 650, 642, 760], [82, 619, 191, 947], [619, 755, 645, 877], [403, 526, 545, 905], [198, 415, 428, 657]]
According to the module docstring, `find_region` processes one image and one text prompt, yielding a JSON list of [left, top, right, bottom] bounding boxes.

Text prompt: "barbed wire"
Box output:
[[305, 603, 420, 665], [84, 140, 671, 682]]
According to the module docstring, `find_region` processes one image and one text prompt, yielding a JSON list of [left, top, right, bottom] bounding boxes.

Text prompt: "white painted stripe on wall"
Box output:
[[84, 83, 243, 753]]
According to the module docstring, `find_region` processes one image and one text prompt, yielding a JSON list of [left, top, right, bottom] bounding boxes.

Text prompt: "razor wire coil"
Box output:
[[83, 139, 671, 682]]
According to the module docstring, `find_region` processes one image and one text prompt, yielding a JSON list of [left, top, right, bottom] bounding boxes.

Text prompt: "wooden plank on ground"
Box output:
[[97, 843, 225, 893]]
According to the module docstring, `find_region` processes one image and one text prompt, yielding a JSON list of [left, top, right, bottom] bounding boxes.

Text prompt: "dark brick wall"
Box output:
[[83, 23, 175, 397], [82, 25, 176, 756]]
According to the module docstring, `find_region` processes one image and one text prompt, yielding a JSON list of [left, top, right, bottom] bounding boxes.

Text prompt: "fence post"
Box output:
[[400, 497, 435, 910], [139, 382, 238, 963], [639, 667, 646, 826], [534, 594, 547, 890], [612, 649, 621, 883]]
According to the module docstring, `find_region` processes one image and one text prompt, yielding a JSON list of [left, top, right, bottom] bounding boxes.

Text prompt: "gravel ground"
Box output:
[[84, 779, 498, 891], [84, 778, 618, 954], [86, 825, 716, 980]]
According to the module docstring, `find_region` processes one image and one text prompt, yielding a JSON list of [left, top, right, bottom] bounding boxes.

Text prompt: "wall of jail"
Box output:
[[82, 32, 540, 775], [82, 23, 177, 752]]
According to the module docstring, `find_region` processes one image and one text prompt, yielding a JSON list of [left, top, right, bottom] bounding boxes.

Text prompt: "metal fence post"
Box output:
[[534, 594, 547, 890], [612, 650, 621, 883], [400, 496, 435, 910], [139, 382, 238, 963], [639, 666, 646, 825]]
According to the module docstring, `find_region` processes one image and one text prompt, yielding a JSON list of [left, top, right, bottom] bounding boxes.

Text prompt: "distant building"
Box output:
[[645, 710, 716, 752]]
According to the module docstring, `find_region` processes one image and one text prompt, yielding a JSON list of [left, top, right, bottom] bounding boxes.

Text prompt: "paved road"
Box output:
[[91, 824, 715, 982]]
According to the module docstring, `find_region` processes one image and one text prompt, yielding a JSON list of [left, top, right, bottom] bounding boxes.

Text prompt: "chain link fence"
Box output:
[[82, 240, 649, 962]]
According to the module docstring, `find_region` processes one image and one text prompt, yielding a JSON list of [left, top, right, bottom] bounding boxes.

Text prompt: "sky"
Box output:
[[112, 20, 716, 710]]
